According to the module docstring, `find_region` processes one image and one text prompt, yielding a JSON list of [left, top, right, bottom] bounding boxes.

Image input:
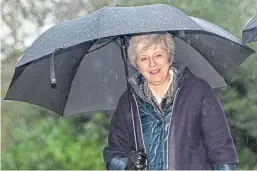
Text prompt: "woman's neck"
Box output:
[[148, 73, 173, 98]]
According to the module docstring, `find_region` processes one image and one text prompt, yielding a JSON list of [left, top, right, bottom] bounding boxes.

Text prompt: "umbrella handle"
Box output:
[[50, 48, 64, 87]]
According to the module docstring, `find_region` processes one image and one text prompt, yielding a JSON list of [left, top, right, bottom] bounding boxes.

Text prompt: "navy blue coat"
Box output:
[[103, 71, 237, 170]]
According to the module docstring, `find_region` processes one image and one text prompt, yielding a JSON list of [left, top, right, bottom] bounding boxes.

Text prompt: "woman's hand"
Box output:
[[125, 149, 147, 170]]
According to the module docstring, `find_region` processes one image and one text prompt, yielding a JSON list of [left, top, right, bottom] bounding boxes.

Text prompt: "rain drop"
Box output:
[[230, 41, 235, 46], [103, 76, 108, 83], [92, 59, 102, 72], [186, 39, 191, 44], [178, 30, 186, 38], [116, 74, 118, 80], [212, 51, 215, 56], [106, 93, 114, 107], [195, 35, 199, 40]]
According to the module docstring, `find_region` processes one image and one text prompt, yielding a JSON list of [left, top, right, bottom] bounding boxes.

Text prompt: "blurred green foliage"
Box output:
[[1, 0, 257, 169], [1, 101, 110, 169]]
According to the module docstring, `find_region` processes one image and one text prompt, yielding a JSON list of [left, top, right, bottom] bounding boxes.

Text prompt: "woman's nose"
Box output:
[[149, 58, 156, 66]]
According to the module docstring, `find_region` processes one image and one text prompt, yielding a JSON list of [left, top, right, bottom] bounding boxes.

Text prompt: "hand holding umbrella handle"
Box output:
[[125, 149, 147, 170]]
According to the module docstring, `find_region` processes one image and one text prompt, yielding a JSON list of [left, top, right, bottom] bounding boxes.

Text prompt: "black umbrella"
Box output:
[[242, 13, 257, 43], [5, 4, 254, 116]]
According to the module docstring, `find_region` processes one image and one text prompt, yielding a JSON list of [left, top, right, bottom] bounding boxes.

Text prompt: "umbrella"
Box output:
[[4, 4, 254, 116], [242, 13, 257, 43]]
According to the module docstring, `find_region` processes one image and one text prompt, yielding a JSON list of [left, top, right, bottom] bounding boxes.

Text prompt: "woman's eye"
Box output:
[[140, 57, 148, 61], [156, 54, 162, 57]]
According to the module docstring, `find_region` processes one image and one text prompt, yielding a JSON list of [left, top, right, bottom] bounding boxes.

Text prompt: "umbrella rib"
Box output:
[[202, 30, 254, 52], [197, 31, 254, 83], [242, 13, 257, 30], [176, 36, 228, 85], [87, 36, 119, 54], [62, 39, 100, 115]]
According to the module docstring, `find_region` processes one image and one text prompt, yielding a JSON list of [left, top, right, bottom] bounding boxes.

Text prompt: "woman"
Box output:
[[103, 32, 237, 170]]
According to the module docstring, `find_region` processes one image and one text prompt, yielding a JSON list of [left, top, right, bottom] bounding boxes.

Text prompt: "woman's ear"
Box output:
[[169, 53, 174, 66], [169, 58, 173, 66], [134, 58, 139, 71]]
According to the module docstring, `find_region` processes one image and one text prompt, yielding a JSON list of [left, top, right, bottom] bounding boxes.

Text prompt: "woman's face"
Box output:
[[136, 44, 170, 86]]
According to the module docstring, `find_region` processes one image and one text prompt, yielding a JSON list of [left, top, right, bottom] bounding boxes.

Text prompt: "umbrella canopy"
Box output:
[[242, 13, 257, 43], [5, 4, 254, 116]]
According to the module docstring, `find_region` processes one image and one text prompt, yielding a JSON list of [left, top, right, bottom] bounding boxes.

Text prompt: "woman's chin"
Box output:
[[148, 79, 165, 86]]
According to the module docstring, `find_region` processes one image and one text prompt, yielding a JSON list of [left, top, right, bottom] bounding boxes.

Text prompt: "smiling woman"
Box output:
[[103, 32, 238, 170], [128, 33, 174, 99]]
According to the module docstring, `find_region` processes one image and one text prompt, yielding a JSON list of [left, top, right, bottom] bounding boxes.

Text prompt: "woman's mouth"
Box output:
[[150, 69, 160, 74]]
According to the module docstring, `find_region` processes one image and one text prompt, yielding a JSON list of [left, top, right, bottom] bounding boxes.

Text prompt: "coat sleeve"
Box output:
[[200, 83, 238, 168], [103, 93, 134, 169]]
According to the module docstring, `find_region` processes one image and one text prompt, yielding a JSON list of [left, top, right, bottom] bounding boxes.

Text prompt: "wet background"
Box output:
[[1, 0, 257, 169]]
